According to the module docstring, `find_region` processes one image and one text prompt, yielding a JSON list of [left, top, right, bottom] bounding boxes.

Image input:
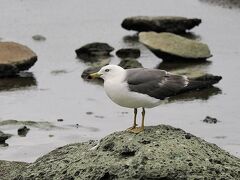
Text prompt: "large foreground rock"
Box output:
[[121, 16, 201, 33], [0, 160, 29, 180], [139, 32, 212, 62], [0, 42, 37, 77], [14, 125, 240, 179]]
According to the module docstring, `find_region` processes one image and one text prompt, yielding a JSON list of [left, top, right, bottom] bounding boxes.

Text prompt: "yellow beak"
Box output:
[[89, 72, 102, 79]]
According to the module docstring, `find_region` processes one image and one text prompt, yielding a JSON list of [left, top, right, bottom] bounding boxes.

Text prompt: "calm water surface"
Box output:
[[0, 0, 240, 162]]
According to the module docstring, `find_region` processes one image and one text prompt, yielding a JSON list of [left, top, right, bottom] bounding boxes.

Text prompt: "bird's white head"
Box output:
[[90, 65, 125, 81]]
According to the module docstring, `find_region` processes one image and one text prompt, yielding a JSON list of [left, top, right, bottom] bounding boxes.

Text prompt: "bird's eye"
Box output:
[[105, 69, 110, 72]]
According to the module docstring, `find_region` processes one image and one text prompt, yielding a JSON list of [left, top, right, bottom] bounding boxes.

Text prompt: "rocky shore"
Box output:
[[1, 125, 239, 179]]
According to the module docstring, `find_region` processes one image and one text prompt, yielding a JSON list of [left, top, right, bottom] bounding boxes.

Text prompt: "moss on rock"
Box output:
[[13, 125, 240, 180]]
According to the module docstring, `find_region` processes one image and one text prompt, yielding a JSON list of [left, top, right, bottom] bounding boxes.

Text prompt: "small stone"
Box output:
[[57, 119, 64, 122], [203, 116, 219, 124], [18, 126, 30, 137], [32, 35, 46, 41], [86, 112, 93, 115]]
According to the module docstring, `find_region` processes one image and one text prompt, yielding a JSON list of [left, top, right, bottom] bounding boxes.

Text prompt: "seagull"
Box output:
[[90, 65, 222, 133]]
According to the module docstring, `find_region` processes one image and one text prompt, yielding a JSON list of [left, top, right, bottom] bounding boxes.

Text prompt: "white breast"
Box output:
[[103, 80, 161, 108]]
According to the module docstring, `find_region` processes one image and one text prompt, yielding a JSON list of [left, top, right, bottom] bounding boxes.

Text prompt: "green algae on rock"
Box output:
[[139, 32, 212, 62], [14, 125, 240, 180]]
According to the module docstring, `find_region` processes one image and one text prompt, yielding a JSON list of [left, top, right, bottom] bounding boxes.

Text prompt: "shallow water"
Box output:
[[0, 0, 240, 162]]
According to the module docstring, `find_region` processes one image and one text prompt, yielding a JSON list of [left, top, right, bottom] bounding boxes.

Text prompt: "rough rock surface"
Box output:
[[14, 125, 240, 180], [139, 32, 212, 61], [116, 48, 141, 59], [0, 42, 37, 77], [0, 160, 29, 180], [75, 42, 114, 58], [121, 16, 201, 33]]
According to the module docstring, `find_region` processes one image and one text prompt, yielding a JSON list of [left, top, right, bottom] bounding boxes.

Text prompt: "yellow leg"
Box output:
[[127, 108, 137, 130], [127, 108, 145, 134], [141, 107, 145, 129]]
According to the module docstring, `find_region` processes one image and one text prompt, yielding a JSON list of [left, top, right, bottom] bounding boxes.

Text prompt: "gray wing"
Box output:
[[126, 68, 189, 100]]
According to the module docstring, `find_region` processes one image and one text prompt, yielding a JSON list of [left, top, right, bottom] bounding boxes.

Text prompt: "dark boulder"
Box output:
[[122, 16, 201, 33], [116, 48, 140, 59], [75, 42, 114, 58], [18, 126, 30, 137]]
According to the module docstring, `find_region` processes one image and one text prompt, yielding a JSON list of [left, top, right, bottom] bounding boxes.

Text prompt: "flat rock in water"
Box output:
[[139, 32, 212, 62], [13, 125, 240, 179], [121, 16, 201, 33], [75, 42, 114, 58], [116, 48, 141, 59], [0, 42, 37, 77]]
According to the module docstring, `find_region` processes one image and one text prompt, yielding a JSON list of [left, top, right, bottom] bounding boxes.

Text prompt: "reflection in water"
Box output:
[[156, 61, 211, 78], [0, 72, 37, 91], [168, 87, 222, 103], [76, 54, 111, 67], [199, 0, 240, 9], [123, 34, 139, 46], [179, 32, 201, 40]]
